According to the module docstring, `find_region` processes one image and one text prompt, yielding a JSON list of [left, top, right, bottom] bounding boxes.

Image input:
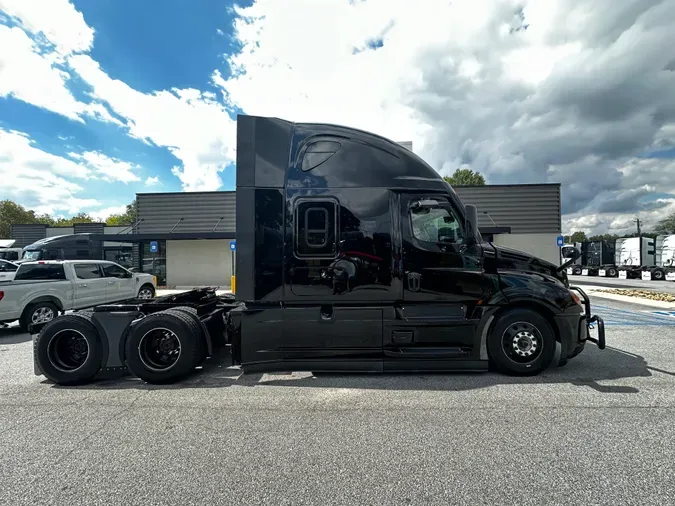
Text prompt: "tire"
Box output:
[[652, 269, 665, 281], [162, 307, 207, 364], [125, 311, 200, 384], [487, 309, 556, 376], [20, 301, 59, 333], [607, 268, 617, 278], [35, 313, 102, 385], [137, 284, 155, 299], [572, 266, 582, 275]]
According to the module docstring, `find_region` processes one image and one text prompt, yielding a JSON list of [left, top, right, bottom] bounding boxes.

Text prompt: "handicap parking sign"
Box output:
[[556, 235, 564, 247], [149, 241, 158, 253], [230, 240, 236, 251]]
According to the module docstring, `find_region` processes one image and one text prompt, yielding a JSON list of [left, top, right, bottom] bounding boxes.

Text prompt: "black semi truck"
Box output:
[[30, 114, 605, 386]]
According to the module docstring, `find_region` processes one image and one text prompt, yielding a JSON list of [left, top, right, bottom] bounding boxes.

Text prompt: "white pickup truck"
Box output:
[[0, 260, 157, 331]]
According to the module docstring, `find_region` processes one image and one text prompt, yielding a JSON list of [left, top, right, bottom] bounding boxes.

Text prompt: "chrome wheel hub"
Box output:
[[512, 331, 538, 357], [32, 307, 55, 324]]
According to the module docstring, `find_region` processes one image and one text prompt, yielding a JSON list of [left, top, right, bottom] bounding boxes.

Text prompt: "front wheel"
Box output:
[[572, 266, 582, 275], [487, 309, 556, 376], [652, 269, 665, 281], [137, 285, 155, 299], [607, 267, 618, 277]]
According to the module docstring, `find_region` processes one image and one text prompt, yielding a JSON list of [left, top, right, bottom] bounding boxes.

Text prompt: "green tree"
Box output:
[[105, 199, 137, 227], [443, 168, 486, 186], [588, 233, 620, 242], [0, 200, 40, 238], [655, 213, 675, 235], [569, 231, 587, 243]]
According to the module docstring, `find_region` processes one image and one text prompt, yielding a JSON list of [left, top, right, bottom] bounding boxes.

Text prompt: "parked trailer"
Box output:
[[30, 114, 606, 386], [614, 237, 656, 280], [653, 235, 675, 282], [576, 241, 617, 277]]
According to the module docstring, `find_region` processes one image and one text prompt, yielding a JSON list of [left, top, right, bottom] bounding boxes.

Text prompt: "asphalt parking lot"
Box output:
[[1, 297, 675, 506]]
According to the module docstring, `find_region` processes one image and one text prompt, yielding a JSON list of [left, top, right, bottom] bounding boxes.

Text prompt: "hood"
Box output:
[[487, 243, 566, 284]]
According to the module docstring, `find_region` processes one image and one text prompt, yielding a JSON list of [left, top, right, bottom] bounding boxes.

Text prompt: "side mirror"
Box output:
[[465, 204, 478, 237]]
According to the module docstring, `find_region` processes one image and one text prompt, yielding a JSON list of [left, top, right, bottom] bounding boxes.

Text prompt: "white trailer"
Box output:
[[656, 235, 675, 281]]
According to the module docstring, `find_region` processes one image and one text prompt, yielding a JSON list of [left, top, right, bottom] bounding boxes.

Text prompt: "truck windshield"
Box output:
[[22, 250, 42, 261]]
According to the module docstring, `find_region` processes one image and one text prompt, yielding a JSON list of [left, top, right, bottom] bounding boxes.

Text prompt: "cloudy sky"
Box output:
[[1, 0, 674, 235]]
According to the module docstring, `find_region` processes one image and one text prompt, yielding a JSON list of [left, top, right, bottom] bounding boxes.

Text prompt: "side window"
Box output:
[[2, 262, 18, 272], [295, 199, 337, 258], [74, 264, 102, 279], [410, 199, 464, 245], [102, 263, 128, 278], [45, 249, 60, 260]]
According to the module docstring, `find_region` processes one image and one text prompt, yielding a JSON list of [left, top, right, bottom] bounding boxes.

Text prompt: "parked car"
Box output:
[[0, 259, 19, 281], [0, 260, 156, 331]]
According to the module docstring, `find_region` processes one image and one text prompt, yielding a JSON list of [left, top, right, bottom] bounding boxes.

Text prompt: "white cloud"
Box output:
[[145, 176, 160, 187], [90, 205, 127, 221], [0, 128, 89, 178], [0, 25, 85, 121], [0, 128, 99, 215], [217, 0, 675, 236], [0, 0, 94, 55], [69, 55, 237, 191], [68, 150, 141, 183]]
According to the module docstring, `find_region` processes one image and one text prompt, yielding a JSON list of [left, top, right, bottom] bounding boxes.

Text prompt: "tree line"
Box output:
[[0, 199, 137, 239]]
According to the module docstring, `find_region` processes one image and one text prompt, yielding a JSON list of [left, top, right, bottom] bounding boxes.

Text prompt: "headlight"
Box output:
[[569, 290, 582, 306]]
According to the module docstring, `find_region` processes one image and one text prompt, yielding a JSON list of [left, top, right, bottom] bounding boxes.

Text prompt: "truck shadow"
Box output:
[[0, 327, 31, 345], [68, 344, 660, 394]]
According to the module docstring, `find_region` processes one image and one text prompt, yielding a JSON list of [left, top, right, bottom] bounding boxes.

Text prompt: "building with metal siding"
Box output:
[[454, 183, 562, 264], [133, 192, 236, 287], [9, 224, 48, 248], [136, 191, 235, 235], [453, 184, 561, 234]]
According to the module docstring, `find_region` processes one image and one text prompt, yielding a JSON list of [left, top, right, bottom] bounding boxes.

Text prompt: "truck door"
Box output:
[[73, 263, 108, 308], [384, 193, 486, 368], [101, 263, 135, 301], [283, 193, 383, 368]]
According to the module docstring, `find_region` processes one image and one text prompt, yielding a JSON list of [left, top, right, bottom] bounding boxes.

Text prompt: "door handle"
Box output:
[[78, 284, 88, 288], [108, 281, 115, 285]]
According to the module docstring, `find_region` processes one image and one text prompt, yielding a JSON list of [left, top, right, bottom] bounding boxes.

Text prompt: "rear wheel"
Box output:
[[35, 313, 102, 385], [20, 301, 58, 333], [572, 266, 582, 275], [652, 268, 665, 281], [607, 267, 618, 277], [487, 309, 556, 376], [125, 312, 200, 384]]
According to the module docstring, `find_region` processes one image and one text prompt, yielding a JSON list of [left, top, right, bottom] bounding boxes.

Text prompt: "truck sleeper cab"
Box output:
[[229, 115, 605, 377], [30, 114, 606, 386]]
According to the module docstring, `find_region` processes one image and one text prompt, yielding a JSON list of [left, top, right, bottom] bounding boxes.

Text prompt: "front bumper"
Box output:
[[569, 285, 606, 350]]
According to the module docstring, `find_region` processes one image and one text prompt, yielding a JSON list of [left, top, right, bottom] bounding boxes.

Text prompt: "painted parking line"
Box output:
[[592, 304, 675, 326]]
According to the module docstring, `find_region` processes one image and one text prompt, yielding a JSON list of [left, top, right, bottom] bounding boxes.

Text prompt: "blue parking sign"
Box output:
[[150, 241, 158, 253], [230, 240, 236, 251], [556, 235, 564, 247]]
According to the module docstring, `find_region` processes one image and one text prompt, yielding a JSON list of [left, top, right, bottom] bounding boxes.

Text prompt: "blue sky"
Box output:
[[0, 0, 673, 235], [0, 0, 256, 218]]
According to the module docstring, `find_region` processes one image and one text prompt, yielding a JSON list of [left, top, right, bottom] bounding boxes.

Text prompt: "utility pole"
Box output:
[[636, 216, 643, 265]]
